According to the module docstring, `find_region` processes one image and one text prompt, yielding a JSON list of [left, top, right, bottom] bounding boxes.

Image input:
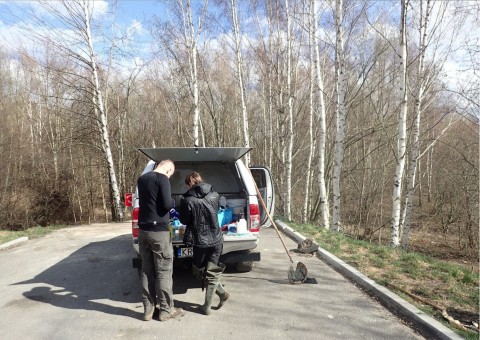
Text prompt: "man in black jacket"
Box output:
[[179, 172, 230, 315], [137, 159, 184, 321]]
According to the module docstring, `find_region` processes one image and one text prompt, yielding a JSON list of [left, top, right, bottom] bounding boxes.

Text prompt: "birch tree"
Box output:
[[302, 0, 316, 223], [185, 0, 202, 147], [160, 0, 209, 147], [331, 0, 346, 232], [312, 0, 330, 229], [401, 0, 431, 249], [391, 0, 409, 247], [401, 1, 466, 248], [231, 0, 251, 165], [82, 1, 123, 221], [284, 0, 294, 221], [14, 0, 124, 221]]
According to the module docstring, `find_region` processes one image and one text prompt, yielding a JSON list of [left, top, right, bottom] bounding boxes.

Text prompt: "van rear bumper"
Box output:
[[132, 250, 260, 268]]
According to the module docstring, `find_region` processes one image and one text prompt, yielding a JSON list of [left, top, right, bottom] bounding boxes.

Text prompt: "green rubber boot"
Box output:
[[200, 262, 230, 314], [215, 283, 230, 309], [200, 283, 216, 315]]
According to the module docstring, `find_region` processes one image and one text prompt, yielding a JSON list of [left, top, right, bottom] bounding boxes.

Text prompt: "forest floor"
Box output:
[[285, 220, 479, 340]]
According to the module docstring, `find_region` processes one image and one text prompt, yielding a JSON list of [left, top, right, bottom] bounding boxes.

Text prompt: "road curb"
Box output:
[[0, 237, 28, 251], [274, 220, 463, 340]]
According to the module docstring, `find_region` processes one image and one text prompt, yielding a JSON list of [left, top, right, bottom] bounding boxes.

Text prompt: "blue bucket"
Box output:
[[217, 208, 233, 226]]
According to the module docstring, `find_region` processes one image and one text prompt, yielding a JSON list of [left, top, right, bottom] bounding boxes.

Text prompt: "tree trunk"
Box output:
[[303, 5, 316, 224], [391, 0, 408, 247], [82, 1, 123, 222], [332, 0, 346, 232], [186, 0, 201, 147], [313, 0, 330, 229], [285, 0, 294, 221], [402, 0, 431, 249], [231, 0, 251, 166]]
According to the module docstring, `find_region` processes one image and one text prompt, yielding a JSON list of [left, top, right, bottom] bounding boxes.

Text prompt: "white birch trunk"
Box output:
[[284, 0, 294, 221], [186, 0, 201, 147], [391, 0, 408, 247], [231, 0, 251, 166], [402, 0, 431, 249], [313, 0, 330, 229], [82, 1, 123, 221], [268, 76, 273, 169], [332, 0, 346, 232], [303, 7, 316, 224]]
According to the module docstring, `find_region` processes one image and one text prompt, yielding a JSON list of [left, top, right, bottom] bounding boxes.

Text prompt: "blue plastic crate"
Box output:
[[217, 208, 233, 226]]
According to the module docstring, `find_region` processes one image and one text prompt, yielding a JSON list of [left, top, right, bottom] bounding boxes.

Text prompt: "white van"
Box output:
[[131, 147, 274, 272]]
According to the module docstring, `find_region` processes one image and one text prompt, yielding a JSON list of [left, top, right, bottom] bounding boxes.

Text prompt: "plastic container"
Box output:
[[237, 218, 247, 234], [178, 225, 186, 237]]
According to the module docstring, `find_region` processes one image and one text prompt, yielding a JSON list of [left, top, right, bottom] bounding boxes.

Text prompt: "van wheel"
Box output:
[[235, 261, 254, 272]]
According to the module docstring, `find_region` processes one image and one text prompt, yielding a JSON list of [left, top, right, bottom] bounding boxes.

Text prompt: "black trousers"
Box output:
[[193, 243, 223, 268]]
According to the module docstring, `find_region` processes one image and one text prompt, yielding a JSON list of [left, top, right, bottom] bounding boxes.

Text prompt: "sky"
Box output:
[[0, 0, 168, 71], [0, 1, 163, 46], [0, 0, 478, 99]]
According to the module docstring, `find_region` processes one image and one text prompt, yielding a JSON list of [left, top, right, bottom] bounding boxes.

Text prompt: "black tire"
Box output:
[[235, 261, 254, 272]]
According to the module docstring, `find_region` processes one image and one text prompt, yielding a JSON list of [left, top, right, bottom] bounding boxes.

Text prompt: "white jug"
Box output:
[[237, 218, 247, 234]]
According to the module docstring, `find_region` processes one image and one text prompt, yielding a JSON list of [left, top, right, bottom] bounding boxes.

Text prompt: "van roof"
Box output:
[[138, 147, 252, 162]]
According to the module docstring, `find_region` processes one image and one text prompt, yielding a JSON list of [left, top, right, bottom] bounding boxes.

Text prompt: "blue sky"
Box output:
[[0, 1, 167, 65], [114, 1, 164, 26], [0, 1, 165, 39], [0, 0, 477, 90]]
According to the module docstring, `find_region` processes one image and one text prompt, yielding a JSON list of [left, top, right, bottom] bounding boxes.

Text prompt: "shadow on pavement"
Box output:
[[13, 234, 141, 319], [13, 235, 208, 319]]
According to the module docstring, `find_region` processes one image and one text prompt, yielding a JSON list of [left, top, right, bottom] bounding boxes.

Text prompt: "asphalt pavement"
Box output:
[[0, 222, 458, 339]]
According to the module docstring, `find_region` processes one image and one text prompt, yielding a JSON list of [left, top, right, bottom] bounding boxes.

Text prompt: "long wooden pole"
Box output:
[[250, 172, 294, 263]]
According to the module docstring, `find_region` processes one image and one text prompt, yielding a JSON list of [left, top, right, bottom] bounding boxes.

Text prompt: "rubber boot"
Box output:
[[200, 282, 216, 315], [211, 262, 230, 308], [215, 283, 230, 309], [200, 262, 230, 314]]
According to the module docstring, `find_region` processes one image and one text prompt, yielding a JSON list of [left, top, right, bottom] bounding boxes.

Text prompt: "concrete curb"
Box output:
[[0, 237, 28, 251], [274, 220, 463, 340]]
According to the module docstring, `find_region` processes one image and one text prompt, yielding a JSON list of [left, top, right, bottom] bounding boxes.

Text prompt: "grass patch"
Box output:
[[281, 219, 479, 338], [0, 225, 69, 245]]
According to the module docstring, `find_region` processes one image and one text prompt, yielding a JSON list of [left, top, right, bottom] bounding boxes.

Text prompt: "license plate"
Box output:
[[177, 247, 193, 258]]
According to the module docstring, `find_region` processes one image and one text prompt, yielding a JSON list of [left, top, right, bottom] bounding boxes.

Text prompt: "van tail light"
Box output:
[[132, 207, 139, 238], [249, 203, 260, 232]]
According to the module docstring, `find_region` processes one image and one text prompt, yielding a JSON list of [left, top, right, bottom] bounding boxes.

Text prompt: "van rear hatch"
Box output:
[[138, 147, 252, 162], [138, 147, 259, 259]]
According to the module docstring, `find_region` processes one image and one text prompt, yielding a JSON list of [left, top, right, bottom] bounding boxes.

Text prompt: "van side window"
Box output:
[[252, 170, 265, 188]]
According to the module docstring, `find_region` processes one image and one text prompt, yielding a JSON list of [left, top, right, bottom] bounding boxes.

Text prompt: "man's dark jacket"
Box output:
[[179, 183, 222, 248]]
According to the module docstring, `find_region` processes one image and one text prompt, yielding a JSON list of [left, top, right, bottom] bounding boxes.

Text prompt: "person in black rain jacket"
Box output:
[[179, 172, 230, 315]]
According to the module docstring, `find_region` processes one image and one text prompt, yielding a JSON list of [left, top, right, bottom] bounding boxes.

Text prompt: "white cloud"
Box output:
[[127, 19, 143, 37]]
